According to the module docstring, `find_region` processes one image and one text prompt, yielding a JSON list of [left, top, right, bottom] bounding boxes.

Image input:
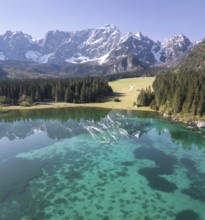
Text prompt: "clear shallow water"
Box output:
[[0, 108, 205, 220]]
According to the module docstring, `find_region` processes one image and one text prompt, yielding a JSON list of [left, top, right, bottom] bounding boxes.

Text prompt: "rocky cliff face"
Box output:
[[0, 25, 197, 74], [161, 34, 192, 64]]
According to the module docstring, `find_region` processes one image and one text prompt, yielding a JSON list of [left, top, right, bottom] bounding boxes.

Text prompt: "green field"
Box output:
[[109, 77, 155, 110], [2, 77, 155, 112]]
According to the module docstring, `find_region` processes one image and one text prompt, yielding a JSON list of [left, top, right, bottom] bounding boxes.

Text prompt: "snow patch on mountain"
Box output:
[[134, 32, 143, 40], [25, 51, 53, 63], [98, 52, 110, 64], [25, 51, 42, 62], [65, 51, 110, 65], [39, 53, 54, 63], [65, 54, 96, 64], [85, 36, 104, 45], [151, 45, 163, 63], [119, 32, 133, 43]]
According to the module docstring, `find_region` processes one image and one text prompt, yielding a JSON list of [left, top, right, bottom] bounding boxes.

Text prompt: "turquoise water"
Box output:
[[0, 108, 205, 220]]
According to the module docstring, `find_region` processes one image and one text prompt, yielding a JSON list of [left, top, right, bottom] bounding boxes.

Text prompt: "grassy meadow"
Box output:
[[1, 77, 155, 112]]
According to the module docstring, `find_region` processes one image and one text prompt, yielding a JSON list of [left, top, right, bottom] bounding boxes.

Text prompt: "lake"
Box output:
[[0, 108, 205, 220]]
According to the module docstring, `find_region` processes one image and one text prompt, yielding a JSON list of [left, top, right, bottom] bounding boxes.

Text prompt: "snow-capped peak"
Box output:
[[163, 34, 190, 45], [119, 32, 133, 43], [2, 30, 34, 42], [0, 25, 195, 69], [135, 31, 143, 39]]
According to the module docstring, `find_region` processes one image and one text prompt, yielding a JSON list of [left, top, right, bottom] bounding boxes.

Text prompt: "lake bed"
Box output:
[[0, 108, 205, 220]]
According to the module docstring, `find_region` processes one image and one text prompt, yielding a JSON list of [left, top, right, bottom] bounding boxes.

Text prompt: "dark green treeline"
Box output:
[[136, 69, 205, 116], [152, 69, 205, 116], [0, 77, 113, 105], [137, 86, 154, 107]]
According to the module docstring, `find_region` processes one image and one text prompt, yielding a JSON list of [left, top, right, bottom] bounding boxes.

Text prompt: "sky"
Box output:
[[0, 0, 204, 42]]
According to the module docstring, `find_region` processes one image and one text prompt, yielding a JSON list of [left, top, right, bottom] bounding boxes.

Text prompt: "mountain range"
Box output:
[[0, 24, 203, 78]]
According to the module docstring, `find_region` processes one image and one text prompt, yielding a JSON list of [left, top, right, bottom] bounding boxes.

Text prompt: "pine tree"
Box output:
[[35, 87, 40, 102]]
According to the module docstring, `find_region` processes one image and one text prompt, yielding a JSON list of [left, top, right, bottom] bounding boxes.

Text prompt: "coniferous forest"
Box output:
[[137, 40, 205, 117], [136, 86, 154, 107], [0, 77, 113, 105], [152, 69, 205, 116]]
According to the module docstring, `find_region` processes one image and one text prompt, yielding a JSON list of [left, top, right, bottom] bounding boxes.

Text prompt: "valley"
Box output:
[[1, 1, 205, 220]]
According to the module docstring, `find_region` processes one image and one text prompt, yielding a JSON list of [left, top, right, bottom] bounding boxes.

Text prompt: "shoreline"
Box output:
[[162, 113, 205, 129], [0, 102, 155, 113], [1, 102, 205, 129]]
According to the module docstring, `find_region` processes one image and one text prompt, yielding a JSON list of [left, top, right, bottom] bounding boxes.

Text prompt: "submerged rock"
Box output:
[[175, 210, 199, 220]]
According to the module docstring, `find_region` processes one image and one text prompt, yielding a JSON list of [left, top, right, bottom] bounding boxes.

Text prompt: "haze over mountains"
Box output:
[[0, 24, 203, 77]]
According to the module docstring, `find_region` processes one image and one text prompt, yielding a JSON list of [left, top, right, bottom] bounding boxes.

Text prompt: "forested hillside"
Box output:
[[152, 41, 205, 116], [0, 77, 113, 105], [137, 41, 205, 117], [179, 40, 205, 70]]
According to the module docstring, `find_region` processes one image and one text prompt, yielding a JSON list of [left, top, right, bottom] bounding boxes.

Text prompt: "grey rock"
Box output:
[[197, 122, 205, 128], [0, 25, 196, 73]]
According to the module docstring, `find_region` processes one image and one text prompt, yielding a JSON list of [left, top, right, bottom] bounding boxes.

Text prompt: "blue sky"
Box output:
[[0, 0, 204, 41]]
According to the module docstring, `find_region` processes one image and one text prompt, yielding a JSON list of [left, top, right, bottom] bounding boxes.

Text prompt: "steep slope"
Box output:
[[50, 24, 121, 64], [161, 34, 192, 64], [0, 25, 202, 77], [107, 32, 157, 67], [0, 31, 40, 61], [151, 40, 205, 117], [179, 40, 205, 70]]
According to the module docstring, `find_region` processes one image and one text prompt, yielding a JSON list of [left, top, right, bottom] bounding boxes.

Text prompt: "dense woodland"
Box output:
[[0, 77, 113, 105], [137, 40, 205, 117], [152, 69, 205, 116]]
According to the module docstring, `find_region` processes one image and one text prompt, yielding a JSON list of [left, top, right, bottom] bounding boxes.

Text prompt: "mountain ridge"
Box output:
[[0, 24, 203, 77]]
